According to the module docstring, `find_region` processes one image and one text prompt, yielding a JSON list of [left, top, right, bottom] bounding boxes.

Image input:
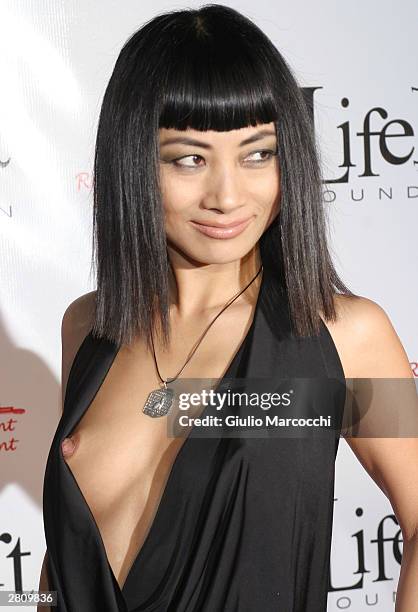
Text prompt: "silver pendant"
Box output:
[[143, 385, 174, 418]]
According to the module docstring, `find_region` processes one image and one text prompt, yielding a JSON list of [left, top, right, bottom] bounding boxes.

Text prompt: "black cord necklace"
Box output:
[[143, 264, 263, 418]]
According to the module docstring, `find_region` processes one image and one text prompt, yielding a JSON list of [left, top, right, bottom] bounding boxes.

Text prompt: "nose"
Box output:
[[207, 165, 245, 213]]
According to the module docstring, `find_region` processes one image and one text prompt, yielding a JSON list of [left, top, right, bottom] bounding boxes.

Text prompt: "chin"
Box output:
[[176, 242, 256, 267]]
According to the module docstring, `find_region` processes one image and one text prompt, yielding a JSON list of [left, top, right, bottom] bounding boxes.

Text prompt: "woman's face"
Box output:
[[159, 121, 280, 265]]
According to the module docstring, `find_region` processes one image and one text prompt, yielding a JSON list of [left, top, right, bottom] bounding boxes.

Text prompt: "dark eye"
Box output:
[[245, 150, 276, 164], [173, 155, 204, 168]]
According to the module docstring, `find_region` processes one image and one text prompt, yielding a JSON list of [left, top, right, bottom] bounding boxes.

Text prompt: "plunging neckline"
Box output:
[[58, 270, 266, 599]]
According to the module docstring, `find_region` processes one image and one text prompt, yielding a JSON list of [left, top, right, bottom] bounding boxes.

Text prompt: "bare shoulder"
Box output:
[[61, 290, 97, 406], [320, 293, 412, 378], [61, 290, 96, 338]]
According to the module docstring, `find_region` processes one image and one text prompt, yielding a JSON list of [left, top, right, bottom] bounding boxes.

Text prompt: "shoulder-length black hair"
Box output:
[[91, 3, 355, 348]]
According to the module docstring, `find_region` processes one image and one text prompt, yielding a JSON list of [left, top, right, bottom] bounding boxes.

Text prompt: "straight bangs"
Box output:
[[92, 4, 355, 348], [156, 27, 279, 132]]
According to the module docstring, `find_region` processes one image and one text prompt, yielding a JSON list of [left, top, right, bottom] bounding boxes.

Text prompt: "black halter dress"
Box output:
[[43, 264, 346, 612]]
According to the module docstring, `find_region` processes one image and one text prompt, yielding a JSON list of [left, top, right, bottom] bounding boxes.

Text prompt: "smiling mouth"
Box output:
[[189, 217, 254, 239]]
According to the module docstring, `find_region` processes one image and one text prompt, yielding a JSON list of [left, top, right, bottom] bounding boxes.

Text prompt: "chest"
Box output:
[[60, 319, 252, 588], [58, 305, 348, 590]]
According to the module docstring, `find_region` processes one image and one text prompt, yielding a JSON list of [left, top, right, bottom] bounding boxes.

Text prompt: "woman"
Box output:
[[39, 4, 418, 611]]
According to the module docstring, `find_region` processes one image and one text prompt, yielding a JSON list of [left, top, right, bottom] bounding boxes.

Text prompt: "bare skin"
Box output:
[[39, 269, 264, 595], [39, 285, 414, 596], [39, 123, 417, 608]]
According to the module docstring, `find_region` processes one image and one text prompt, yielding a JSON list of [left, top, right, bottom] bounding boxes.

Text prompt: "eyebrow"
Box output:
[[160, 128, 277, 149]]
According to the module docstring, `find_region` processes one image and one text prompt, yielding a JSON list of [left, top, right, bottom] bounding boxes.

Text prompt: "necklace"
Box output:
[[142, 264, 263, 418]]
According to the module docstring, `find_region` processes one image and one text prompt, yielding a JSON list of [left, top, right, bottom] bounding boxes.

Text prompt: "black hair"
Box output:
[[91, 3, 355, 348]]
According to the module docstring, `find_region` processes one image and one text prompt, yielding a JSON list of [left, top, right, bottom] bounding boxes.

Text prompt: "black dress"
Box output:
[[42, 264, 346, 612]]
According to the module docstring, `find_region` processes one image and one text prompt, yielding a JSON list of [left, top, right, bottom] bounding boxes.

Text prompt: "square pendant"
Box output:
[[143, 387, 175, 418]]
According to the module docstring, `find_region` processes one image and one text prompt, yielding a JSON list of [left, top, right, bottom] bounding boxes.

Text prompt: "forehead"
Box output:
[[159, 122, 277, 146]]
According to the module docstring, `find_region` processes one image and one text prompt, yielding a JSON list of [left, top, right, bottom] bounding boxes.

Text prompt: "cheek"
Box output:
[[160, 170, 201, 221], [252, 171, 280, 226], [267, 166, 281, 210], [268, 163, 280, 198], [163, 199, 189, 224], [253, 174, 280, 214], [163, 199, 195, 243]]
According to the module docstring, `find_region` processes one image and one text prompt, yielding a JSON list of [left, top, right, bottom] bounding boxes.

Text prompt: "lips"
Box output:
[[191, 217, 252, 229], [189, 216, 253, 239]]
